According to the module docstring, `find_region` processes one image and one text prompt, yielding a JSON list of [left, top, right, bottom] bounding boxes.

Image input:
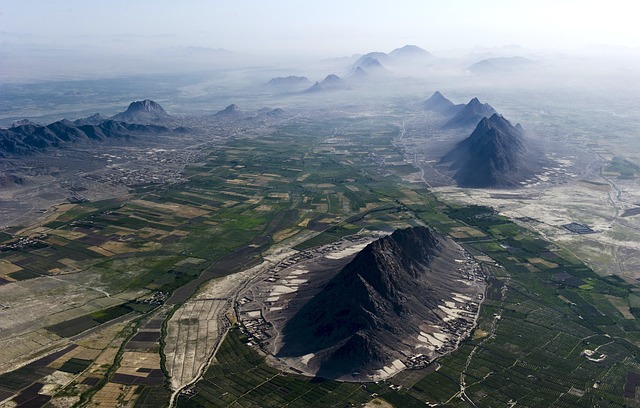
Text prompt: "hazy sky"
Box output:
[[1, 0, 639, 57]]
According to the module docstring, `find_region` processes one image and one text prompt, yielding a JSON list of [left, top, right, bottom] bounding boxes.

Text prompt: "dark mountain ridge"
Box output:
[[110, 99, 171, 124], [440, 113, 540, 188], [0, 102, 176, 157], [443, 97, 497, 129], [423, 91, 464, 117], [277, 226, 474, 378]]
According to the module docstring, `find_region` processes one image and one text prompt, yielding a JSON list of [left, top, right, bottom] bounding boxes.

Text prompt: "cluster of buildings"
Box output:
[[238, 310, 272, 347], [0, 235, 47, 252]]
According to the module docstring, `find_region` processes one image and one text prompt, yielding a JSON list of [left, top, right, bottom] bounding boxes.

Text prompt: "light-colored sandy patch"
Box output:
[[130, 199, 210, 218], [0, 259, 22, 274], [450, 231, 470, 239], [271, 285, 297, 295], [87, 246, 114, 256], [438, 305, 466, 322], [255, 205, 272, 212], [524, 263, 541, 273], [324, 243, 369, 259], [40, 371, 76, 395], [268, 193, 290, 200], [364, 398, 395, 408], [297, 218, 310, 227], [49, 229, 86, 240], [301, 353, 314, 365], [578, 181, 611, 192], [455, 226, 486, 237], [375, 359, 406, 379], [99, 241, 161, 254], [175, 257, 205, 266], [286, 279, 308, 285], [473, 329, 489, 340], [452, 293, 472, 302], [419, 331, 444, 348], [57, 258, 80, 269]]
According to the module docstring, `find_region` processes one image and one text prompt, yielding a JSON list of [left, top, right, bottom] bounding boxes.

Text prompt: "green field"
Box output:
[[2, 111, 640, 407], [177, 327, 372, 408]]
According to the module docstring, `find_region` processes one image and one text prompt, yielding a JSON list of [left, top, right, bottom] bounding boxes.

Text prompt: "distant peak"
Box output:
[[125, 99, 167, 114], [389, 44, 431, 58], [11, 119, 36, 128]]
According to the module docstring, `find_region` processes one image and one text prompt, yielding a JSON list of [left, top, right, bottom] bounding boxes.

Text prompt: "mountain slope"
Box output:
[[440, 113, 539, 188], [0, 118, 171, 157], [304, 74, 349, 93], [277, 226, 479, 378], [389, 44, 432, 59], [110, 99, 171, 124], [468, 56, 535, 75], [443, 97, 497, 129], [423, 91, 464, 117]]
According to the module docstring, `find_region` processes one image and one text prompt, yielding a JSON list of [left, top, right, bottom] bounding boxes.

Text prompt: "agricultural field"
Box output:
[[1, 107, 640, 407]]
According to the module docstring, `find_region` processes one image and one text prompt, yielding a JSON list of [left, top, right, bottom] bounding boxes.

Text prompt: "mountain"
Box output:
[[350, 57, 390, 78], [440, 113, 538, 188], [110, 99, 171, 124], [249, 108, 286, 123], [266, 76, 310, 87], [304, 74, 349, 93], [73, 113, 104, 126], [11, 119, 36, 128], [468, 56, 535, 75], [213, 104, 243, 119], [0, 119, 171, 157], [353, 51, 389, 67], [277, 226, 477, 379], [423, 91, 464, 117], [443, 97, 497, 129], [389, 44, 432, 59]]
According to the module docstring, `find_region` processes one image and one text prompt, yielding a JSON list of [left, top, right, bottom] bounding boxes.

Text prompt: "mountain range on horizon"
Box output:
[[0, 100, 176, 157]]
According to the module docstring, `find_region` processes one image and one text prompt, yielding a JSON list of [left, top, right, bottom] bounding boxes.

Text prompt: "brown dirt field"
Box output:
[[273, 228, 300, 243], [578, 181, 611, 192], [473, 329, 490, 340], [365, 398, 395, 408], [129, 199, 210, 218], [605, 295, 635, 319], [90, 382, 136, 407], [50, 230, 86, 240], [87, 246, 114, 256], [524, 263, 541, 273], [528, 258, 559, 268], [0, 259, 22, 274]]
